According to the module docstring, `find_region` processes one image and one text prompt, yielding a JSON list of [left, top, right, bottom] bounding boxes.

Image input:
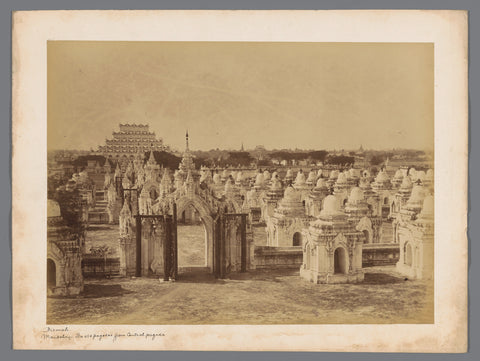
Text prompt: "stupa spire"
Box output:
[[179, 131, 195, 173], [147, 150, 156, 165]]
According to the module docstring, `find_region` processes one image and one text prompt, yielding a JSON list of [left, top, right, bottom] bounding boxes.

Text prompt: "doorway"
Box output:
[[47, 258, 56, 290], [405, 243, 413, 266], [177, 204, 208, 271], [293, 232, 302, 246], [334, 247, 347, 274], [362, 230, 370, 244]]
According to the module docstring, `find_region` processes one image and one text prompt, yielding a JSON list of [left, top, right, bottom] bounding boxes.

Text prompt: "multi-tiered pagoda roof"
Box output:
[[98, 123, 167, 158]]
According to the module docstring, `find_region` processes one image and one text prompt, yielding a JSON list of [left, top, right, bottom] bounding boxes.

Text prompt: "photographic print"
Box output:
[[12, 10, 468, 351], [46, 41, 434, 325]]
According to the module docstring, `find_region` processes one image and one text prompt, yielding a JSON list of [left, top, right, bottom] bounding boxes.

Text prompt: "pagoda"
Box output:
[[98, 123, 166, 158], [178, 131, 195, 174]]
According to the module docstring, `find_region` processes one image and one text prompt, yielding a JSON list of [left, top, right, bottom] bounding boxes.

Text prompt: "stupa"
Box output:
[[265, 186, 311, 247], [300, 195, 365, 284]]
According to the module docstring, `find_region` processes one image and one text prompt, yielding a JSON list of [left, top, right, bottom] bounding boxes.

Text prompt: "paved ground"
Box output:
[[177, 224, 206, 266], [47, 266, 433, 325]]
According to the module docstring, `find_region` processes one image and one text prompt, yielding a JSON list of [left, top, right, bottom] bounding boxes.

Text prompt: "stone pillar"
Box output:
[[119, 235, 136, 276]]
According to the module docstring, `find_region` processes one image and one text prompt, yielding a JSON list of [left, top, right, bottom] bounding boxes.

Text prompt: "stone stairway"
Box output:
[[88, 191, 109, 224], [89, 173, 106, 190]]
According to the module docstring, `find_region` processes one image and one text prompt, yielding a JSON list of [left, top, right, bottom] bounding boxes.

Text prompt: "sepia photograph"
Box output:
[[12, 10, 468, 351], [46, 41, 434, 325]]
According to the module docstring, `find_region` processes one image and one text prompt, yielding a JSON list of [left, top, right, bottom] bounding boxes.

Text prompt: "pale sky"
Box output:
[[47, 41, 433, 151]]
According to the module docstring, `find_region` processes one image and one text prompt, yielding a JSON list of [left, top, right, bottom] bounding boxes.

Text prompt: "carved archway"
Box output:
[[47, 242, 65, 289], [142, 180, 159, 198], [223, 197, 242, 214], [176, 195, 215, 272], [356, 216, 373, 243]]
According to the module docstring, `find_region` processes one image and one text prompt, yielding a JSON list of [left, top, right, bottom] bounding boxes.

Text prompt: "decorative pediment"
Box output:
[[142, 180, 159, 193], [356, 216, 372, 232], [333, 233, 348, 249], [287, 218, 306, 234], [47, 242, 65, 265]]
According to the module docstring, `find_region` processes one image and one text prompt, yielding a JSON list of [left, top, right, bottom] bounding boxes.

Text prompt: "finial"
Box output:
[[148, 150, 156, 164]]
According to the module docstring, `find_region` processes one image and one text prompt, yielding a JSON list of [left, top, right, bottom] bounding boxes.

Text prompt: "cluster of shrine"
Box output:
[[103, 132, 254, 279], [209, 163, 435, 283], [47, 171, 94, 296], [47, 131, 435, 296]]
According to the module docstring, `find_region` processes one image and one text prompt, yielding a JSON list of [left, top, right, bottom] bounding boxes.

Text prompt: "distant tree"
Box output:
[[194, 157, 213, 168], [257, 159, 272, 167], [270, 151, 293, 161], [307, 150, 328, 162], [72, 155, 107, 168], [369, 155, 384, 166], [325, 155, 355, 166], [149, 151, 182, 169], [227, 151, 254, 166], [53, 185, 87, 240], [251, 145, 268, 160], [291, 152, 308, 160], [48, 173, 70, 199]]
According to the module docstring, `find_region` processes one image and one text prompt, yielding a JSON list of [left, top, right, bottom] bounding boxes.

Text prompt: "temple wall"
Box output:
[[362, 243, 400, 267], [254, 246, 303, 269], [47, 222, 84, 297], [47, 250, 84, 297], [82, 256, 121, 277], [396, 227, 433, 280]]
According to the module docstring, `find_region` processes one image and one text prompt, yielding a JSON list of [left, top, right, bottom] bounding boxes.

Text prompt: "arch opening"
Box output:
[[175, 195, 215, 276], [177, 203, 208, 270], [149, 188, 157, 200], [179, 206, 201, 225], [362, 230, 370, 244], [334, 247, 347, 274], [47, 258, 56, 289], [405, 243, 413, 266], [293, 232, 302, 246]]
